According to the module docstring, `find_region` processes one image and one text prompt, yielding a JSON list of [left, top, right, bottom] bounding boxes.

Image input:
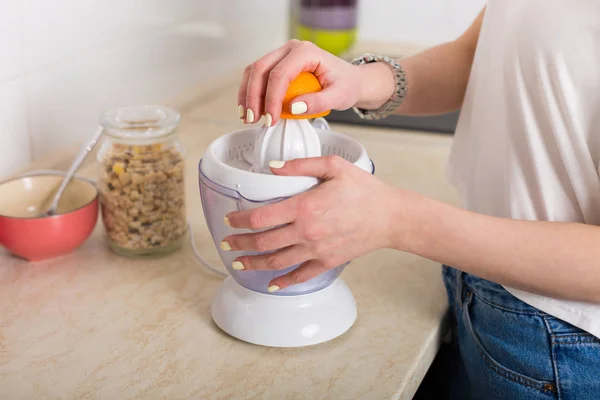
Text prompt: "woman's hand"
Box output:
[[221, 155, 407, 291], [237, 39, 395, 126]]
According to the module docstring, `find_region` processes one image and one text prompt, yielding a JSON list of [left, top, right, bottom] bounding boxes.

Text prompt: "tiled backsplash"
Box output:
[[0, 0, 289, 178], [0, 0, 485, 179]]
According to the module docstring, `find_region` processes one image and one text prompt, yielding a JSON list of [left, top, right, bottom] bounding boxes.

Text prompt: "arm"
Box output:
[[223, 157, 600, 303], [356, 7, 486, 116], [239, 7, 486, 125], [396, 189, 600, 304]]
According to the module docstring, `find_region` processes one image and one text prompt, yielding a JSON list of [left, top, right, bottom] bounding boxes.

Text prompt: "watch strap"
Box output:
[[350, 53, 408, 120]]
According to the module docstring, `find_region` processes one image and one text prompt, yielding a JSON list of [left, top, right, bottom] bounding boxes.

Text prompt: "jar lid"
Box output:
[[100, 105, 180, 141]]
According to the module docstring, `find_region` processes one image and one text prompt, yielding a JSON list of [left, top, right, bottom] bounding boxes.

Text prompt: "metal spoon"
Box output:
[[42, 127, 104, 217]]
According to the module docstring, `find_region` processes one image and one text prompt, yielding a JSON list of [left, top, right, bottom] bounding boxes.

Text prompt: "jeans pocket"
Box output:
[[462, 291, 558, 394], [551, 333, 600, 399]]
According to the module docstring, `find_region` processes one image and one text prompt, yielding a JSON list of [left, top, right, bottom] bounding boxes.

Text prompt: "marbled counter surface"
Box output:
[[0, 44, 460, 400]]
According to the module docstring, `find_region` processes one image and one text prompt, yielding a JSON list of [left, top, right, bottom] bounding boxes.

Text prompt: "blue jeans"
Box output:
[[442, 265, 600, 400]]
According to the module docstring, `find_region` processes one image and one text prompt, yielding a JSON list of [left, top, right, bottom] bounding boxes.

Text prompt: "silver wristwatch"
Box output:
[[350, 53, 408, 120]]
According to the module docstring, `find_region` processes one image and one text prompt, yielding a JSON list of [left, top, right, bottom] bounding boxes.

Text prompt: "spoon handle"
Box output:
[[48, 126, 104, 214]]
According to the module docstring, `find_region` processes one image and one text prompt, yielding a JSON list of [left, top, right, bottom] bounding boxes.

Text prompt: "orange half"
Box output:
[[280, 71, 331, 119]]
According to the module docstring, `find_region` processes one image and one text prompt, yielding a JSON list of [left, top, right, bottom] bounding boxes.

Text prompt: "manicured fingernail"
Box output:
[[269, 160, 285, 169], [264, 113, 273, 127], [238, 104, 244, 118], [246, 108, 254, 123], [291, 101, 307, 115], [232, 261, 245, 270], [224, 216, 231, 226], [220, 241, 232, 251], [268, 285, 280, 292]]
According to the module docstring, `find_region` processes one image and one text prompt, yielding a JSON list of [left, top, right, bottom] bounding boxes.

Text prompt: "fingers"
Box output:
[[240, 40, 338, 126], [263, 44, 326, 125], [285, 85, 344, 117], [231, 245, 310, 272], [242, 45, 292, 124], [221, 224, 298, 253], [225, 197, 299, 230], [269, 155, 350, 180], [263, 51, 315, 125], [237, 67, 251, 121], [268, 259, 330, 291]]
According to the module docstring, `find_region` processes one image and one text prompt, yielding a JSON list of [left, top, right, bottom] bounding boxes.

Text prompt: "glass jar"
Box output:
[[96, 105, 186, 257]]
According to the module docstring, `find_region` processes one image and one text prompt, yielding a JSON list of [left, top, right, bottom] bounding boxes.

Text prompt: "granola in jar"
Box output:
[[97, 106, 186, 256]]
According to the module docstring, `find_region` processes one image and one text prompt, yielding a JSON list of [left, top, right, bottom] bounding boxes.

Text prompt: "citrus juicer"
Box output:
[[197, 72, 374, 347]]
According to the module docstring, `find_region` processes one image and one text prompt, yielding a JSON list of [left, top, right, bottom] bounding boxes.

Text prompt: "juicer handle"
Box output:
[[188, 221, 229, 278]]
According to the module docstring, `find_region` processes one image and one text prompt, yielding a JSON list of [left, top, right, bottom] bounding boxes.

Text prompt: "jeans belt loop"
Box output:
[[457, 269, 464, 307], [457, 270, 472, 307]]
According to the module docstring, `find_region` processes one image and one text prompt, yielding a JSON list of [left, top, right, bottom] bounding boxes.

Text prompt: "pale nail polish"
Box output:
[[220, 241, 232, 251], [269, 160, 285, 169], [232, 261, 245, 270], [238, 104, 244, 118], [290, 101, 308, 115], [246, 108, 255, 123], [224, 216, 231, 226], [264, 113, 273, 127], [267, 285, 280, 292]]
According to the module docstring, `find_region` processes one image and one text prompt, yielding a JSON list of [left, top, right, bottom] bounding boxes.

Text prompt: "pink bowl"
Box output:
[[0, 174, 99, 261]]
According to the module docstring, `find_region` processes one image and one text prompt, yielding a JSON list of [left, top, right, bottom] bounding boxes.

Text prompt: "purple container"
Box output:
[[198, 160, 348, 296], [298, 0, 358, 30]]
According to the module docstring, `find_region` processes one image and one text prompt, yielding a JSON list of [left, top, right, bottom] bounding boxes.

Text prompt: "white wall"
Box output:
[[0, 0, 290, 179], [0, 0, 486, 179], [358, 0, 486, 45]]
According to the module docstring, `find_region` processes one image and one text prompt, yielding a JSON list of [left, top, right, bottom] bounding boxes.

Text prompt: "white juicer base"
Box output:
[[211, 277, 357, 347]]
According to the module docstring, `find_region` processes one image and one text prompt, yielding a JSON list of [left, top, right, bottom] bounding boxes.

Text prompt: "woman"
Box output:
[[222, 2, 600, 398]]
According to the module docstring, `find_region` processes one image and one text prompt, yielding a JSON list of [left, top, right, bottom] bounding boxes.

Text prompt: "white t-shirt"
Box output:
[[447, 0, 600, 337]]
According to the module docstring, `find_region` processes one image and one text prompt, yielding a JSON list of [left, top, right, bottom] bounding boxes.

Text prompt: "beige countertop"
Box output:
[[0, 42, 460, 400]]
